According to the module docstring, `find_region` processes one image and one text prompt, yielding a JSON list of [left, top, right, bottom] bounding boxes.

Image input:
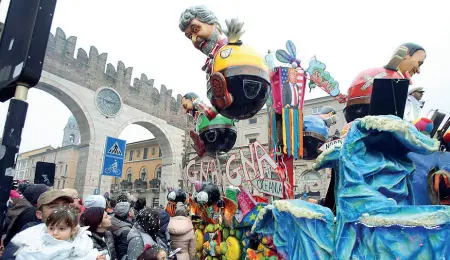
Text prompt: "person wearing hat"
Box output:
[[109, 202, 134, 260], [3, 184, 49, 247], [404, 87, 425, 122], [2, 190, 73, 259]]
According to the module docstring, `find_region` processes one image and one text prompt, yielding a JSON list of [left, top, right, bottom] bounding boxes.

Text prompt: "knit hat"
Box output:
[[80, 207, 105, 232], [114, 202, 131, 218], [116, 193, 128, 203], [23, 184, 49, 206], [136, 208, 160, 235], [175, 202, 187, 217], [10, 190, 22, 199], [84, 195, 106, 209]]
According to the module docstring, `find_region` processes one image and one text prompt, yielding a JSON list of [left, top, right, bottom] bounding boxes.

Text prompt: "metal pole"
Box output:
[[0, 83, 29, 229], [97, 157, 103, 195]]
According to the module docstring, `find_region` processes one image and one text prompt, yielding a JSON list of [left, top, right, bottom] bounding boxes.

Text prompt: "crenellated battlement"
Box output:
[[43, 27, 186, 129]]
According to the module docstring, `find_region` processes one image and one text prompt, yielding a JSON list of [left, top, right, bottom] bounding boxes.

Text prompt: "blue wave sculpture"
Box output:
[[253, 115, 450, 259]]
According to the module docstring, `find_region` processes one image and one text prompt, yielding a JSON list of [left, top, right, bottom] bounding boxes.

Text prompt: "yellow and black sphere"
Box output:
[[208, 42, 270, 120]]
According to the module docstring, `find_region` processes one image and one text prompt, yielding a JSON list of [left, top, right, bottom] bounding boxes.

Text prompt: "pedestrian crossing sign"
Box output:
[[102, 136, 126, 177], [108, 142, 123, 156]]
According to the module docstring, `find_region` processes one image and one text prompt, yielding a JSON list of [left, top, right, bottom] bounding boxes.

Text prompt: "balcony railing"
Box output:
[[110, 178, 161, 193], [134, 179, 147, 191]]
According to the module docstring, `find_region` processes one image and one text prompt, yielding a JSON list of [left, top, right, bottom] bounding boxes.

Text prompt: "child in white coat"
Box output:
[[11, 207, 105, 260]]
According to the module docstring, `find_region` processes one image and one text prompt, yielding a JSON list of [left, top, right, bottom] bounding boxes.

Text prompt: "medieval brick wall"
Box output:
[[43, 27, 187, 129]]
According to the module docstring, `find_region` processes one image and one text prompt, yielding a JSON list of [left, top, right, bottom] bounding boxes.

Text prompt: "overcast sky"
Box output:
[[0, 0, 449, 153]]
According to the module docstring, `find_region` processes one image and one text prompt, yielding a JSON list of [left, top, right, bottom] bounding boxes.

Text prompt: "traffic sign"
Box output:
[[101, 136, 126, 177]]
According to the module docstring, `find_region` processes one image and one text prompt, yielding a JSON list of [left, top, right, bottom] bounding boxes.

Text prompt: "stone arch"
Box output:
[[115, 117, 184, 205], [36, 82, 94, 146], [35, 74, 96, 195]]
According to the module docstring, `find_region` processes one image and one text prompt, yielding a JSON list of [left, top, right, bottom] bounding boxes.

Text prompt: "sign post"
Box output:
[[99, 136, 126, 194], [0, 0, 57, 229]]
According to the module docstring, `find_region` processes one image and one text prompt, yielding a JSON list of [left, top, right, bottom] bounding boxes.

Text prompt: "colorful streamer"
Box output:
[[294, 109, 299, 158], [281, 107, 304, 159], [282, 108, 287, 155]]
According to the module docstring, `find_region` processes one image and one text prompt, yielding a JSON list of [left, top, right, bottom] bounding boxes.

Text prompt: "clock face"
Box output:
[[96, 88, 122, 117]]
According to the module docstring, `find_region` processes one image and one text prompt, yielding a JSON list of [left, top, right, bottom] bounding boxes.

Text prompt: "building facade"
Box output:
[[27, 145, 80, 189], [110, 139, 164, 207], [14, 116, 81, 190], [15, 146, 55, 180], [121, 139, 162, 182]]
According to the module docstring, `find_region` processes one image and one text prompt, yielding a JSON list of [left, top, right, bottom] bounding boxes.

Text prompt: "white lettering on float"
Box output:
[[251, 178, 283, 198], [318, 138, 344, 152], [185, 140, 283, 196]]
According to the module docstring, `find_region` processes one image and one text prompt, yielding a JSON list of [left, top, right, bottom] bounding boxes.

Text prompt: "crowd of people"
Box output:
[[0, 183, 196, 260]]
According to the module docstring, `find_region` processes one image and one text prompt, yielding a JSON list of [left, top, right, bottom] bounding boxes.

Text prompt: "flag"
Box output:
[[280, 67, 306, 110]]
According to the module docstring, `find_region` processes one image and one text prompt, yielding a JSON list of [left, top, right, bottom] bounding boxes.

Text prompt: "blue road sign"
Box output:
[[102, 136, 126, 177]]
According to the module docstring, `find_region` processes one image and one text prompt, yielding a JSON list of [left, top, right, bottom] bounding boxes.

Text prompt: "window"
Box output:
[[62, 181, 65, 189], [143, 148, 149, 159], [69, 134, 75, 143], [158, 148, 162, 157], [60, 165, 63, 176], [153, 198, 160, 208], [64, 165, 68, 176], [57, 180, 60, 189], [136, 150, 141, 158], [155, 166, 162, 180], [246, 134, 259, 144], [42, 156, 45, 162], [140, 167, 148, 181], [312, 106, 322, 115], [126, 168, 132, 182], [249, 118, 257, 124], [151, 148, 155, 155], [129, 150, 134, 161]]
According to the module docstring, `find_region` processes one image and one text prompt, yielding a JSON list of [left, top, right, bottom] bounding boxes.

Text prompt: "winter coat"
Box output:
[[89, 230, 117, 260], [7, 197, 32, 221], [127, 224, 167, 260], [109, 215, 132, 260], [8, 223, 100, 260], [2, 221, 40, 259], [167, 216, 196, 260], [4, 206, 39, 247], [156, 209, 171, 246]]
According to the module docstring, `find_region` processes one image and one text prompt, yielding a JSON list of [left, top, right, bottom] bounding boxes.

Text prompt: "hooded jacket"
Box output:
[[88, 230, 116, 260], [3, 185, 47, 247], [127, 224, 167, 260], [7, 197, 32, 221], [8, 223, 100, 260], [156, 209, 171, 246], [109, 215, 132, 260], [167, 216, 196, 260]]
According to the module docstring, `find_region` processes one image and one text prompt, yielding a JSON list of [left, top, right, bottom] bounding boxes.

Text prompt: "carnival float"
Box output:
[[174, 5, 450, 259]]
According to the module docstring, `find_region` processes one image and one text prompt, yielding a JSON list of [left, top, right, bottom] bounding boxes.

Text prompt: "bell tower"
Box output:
[[62, 116, 80, 147]]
